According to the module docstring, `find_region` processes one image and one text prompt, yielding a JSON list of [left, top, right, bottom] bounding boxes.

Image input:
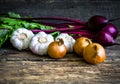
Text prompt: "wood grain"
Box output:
[[0, 61, 120, 84]]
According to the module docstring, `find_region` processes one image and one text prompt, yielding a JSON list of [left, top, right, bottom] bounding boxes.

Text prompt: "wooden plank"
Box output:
[[0, 61, 120, 84]]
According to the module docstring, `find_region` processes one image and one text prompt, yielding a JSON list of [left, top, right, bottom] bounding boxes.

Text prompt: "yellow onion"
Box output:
[[83, 43, 106, 64], [73, 37, 92, 56], [48, 38, 67, 59]]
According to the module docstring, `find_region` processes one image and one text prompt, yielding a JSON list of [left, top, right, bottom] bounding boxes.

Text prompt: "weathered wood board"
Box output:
[[0, 37, 120, 84]]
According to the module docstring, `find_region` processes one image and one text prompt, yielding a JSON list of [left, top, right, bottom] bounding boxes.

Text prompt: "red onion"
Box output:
[[101, 23, 119, 39], [95, 31, 115, 46], [87, 15, 109, 31]]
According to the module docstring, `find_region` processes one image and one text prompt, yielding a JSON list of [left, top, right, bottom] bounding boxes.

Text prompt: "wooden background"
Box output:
[[0, 0, 120, 84]]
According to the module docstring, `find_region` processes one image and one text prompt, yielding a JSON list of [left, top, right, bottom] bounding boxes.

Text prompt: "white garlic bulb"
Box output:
[[29, 31, 54, 55], [10, 28, 34, 50]]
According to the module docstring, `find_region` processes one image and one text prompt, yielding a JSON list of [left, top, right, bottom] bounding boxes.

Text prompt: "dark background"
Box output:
[[0, 0, 120, 30]]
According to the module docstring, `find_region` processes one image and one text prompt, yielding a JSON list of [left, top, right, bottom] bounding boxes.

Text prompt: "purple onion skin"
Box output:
[[87, 15, 109, 32], [102, 23, 119, 39], [95, 31, 115, 47]]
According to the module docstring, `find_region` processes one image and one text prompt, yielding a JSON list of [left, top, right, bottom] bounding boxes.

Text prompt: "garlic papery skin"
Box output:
[[10, 28, 34, 50], [55, 33, 75, 52], [29, 31, 54, 55]]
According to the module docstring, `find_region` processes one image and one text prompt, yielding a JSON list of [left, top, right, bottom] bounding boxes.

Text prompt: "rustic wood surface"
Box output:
[[0, 36, 120, 84]]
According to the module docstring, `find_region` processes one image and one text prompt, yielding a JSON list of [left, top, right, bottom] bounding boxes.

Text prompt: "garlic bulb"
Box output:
[[10, 28, 34, 50], [55, 33, 75, 52], [29, 31, 54, 55]]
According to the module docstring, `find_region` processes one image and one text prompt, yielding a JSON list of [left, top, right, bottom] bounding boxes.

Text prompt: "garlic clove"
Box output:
[[13, 38, 23, 50]]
